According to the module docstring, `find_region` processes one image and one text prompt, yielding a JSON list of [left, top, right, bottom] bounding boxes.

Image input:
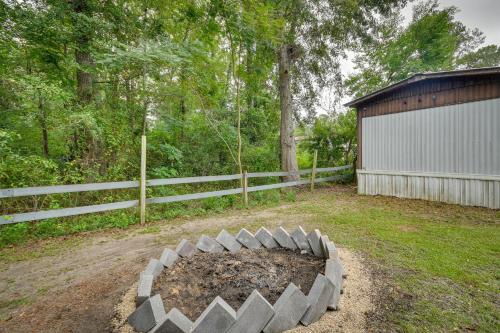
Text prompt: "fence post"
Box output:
[[310, 150, 318, 191], [140, 135, 147, 224], [242, 171, 248, 206]]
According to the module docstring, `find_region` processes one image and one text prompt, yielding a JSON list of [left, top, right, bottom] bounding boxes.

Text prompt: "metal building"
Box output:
[[345, 67, 500, 209]]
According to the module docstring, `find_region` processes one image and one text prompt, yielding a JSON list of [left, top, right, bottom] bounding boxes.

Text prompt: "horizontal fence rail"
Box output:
[[0, 181, 140, 199], [0, 166, 352, 225]]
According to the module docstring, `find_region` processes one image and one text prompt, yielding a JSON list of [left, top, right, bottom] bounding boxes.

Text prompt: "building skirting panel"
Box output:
[[357, 170, 500, 209]]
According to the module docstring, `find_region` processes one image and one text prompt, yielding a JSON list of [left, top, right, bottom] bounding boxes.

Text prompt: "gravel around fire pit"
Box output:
[[152, 248, 325, 321]]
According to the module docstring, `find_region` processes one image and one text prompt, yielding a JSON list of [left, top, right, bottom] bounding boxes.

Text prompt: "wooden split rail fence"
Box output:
[[0, 166, 352, 225]]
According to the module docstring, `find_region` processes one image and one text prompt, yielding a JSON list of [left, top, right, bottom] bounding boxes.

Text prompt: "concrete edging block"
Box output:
[[325, 258, 343, 310], [273, 227, 298, 250], [136, 274, 154, 306], [235, 228, 262, 250], [319, 235, 330, 258], [263, 283, 310, 333], [255, 227, 279, 249], [127, 294, 166, 333], [175, 239, 197, 258], [324, 241, 338, 260], [144, 258, 163, 277], [159, 248, 179, 268], [150, 308, 193, 333], [300, 274, 335, 325], [290, 226, 312, 253], [228, 290, 274, 333], [216, 229, 242, 253], [307, 229, 323, 257], [191, 296, 237, 333], [197, 235, 225, 253]]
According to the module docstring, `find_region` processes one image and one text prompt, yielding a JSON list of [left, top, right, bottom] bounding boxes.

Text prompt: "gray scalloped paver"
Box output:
[[216, 229, 242, 253], [307, 229, 323, 257], [136, 274, 154, 306], [324, 241, 339, 259], [255, 227, 279, 249], [273, 227, 298, 250], [128, 294, 166, 333], [144, 258, 163, 277], [290, 226, 312, 252], [175, 239, 197, 258], [150, 308, 193, 333], [227, 290, 274, 333], [300, 274, 335, 325], [263, 283, 310, 333], [159, 248, 179, 268], [235, 228, 262, 250], [197, 235, 225, 253], [320, 235, 330, 258], [325, 258, 343, 310], [191, 296, 237, 333]]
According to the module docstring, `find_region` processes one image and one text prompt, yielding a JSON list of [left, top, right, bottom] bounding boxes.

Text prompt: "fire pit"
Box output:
[[127, 226, 345, 333]]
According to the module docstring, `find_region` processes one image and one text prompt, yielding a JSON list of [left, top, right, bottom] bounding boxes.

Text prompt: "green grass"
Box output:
[[285, 190, 499, 332]]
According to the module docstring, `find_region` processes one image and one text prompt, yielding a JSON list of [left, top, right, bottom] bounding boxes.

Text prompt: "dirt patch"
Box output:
[[397, 225, 419, 233], [153, 248, 324, 321], [364, 261, 415, 332]]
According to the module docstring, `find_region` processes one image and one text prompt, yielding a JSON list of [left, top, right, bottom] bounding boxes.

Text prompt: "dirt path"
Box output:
[[0, 206, 313, 332]]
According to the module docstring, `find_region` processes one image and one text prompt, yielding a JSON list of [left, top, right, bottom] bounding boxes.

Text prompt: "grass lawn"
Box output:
[[290, 186, 500, 332], [0, 185, 498, 332]]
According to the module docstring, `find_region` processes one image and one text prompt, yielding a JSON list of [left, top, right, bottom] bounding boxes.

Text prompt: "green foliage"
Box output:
[[346, 0, 499, 97], [2, 0, 495, 246], [458, 45, 500, 68], [300, 110, 357, 167]]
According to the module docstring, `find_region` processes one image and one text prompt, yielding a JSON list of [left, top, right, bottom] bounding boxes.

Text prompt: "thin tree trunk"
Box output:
[[235, 48, 243, 182], [278, 44, 299, 181], [227, 26, 243, 183], [140, 5, 148, 135]]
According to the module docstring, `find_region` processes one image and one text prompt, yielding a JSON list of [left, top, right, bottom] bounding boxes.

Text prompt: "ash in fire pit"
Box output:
[[153, 248, 325, 321]]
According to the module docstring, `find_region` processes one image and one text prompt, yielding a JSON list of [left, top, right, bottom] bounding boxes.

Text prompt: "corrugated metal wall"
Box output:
[[357, 172, 500, 209], [362, 98, 500, 175]]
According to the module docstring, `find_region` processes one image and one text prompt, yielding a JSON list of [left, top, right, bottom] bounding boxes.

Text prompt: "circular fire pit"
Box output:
[[126, 226, 346, 333]]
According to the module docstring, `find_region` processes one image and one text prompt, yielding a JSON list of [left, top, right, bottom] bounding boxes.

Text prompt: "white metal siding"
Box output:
[[357, 172, 500, 209], [362, 98, 500, 175]]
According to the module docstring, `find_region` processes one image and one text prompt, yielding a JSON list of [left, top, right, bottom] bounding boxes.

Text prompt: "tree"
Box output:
[[272, 0, 405, 180], [345, 0, 498, 97], [458, 45, 500, 68], [302, 110, 357, 168]]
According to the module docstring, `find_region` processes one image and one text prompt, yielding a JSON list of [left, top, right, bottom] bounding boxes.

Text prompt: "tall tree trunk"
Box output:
[[38, 92, 49, 158], [75, 49, 92, 103], [73, 0, 93, 104], [278, 44, 299, 181]]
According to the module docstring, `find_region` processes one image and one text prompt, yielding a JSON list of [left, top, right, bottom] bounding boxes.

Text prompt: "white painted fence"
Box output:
[[0, 166, 352, 225]]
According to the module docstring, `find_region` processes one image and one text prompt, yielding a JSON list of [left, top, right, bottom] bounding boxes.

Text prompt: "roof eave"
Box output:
[[344, 66, 500, 109]]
